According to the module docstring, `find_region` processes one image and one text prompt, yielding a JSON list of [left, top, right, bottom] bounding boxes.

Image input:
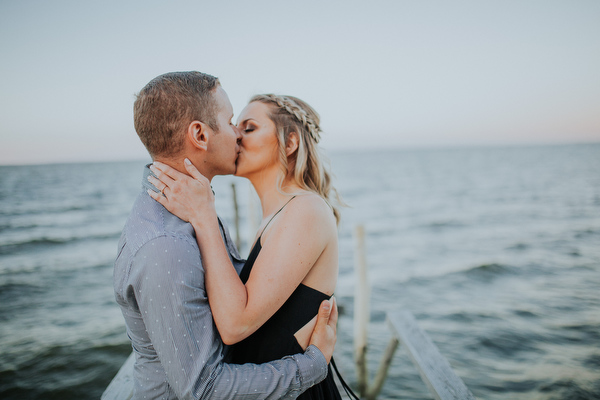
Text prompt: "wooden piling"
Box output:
[[353, 224, 369, 397], [231, 182, 241, 251], [367, 337, 399, 400]]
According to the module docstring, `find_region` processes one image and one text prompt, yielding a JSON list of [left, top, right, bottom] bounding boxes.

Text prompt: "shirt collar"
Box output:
[[142, 163, 159, 193]]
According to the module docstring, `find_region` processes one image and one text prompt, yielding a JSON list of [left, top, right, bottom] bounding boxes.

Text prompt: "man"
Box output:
[[114, 71, 337, 400]]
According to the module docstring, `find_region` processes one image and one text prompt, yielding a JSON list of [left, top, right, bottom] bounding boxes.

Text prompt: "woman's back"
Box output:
[[229, 231, 342, 400]]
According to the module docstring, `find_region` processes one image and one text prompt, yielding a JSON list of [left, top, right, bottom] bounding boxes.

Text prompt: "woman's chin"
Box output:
[[233, 165, 245, 178]]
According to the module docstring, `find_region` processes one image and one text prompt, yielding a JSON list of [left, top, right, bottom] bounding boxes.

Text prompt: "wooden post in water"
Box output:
[[367, 336, 399, 400], [231, 182, 241, 251], [353, 224, 369, 397], [353, 224, 400, 400], [247, 184, 260, 254]]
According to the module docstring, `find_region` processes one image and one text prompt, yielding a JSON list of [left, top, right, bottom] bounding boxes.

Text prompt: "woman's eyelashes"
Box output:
[[243, 123, 256, 133]]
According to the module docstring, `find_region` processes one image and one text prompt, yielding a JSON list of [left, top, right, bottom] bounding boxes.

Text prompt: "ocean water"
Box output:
[[0, 143, 599, 399]]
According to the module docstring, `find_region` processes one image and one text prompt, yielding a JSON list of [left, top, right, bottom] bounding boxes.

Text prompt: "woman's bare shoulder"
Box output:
[[288, 192, 336, 226]]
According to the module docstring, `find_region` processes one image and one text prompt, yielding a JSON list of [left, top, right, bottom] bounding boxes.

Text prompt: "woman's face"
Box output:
[[235, 101, 280, 178]]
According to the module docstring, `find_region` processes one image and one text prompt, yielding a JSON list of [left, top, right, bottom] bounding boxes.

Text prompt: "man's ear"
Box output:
[[286, 132, 299, 156], [187, 121, 209, 151]]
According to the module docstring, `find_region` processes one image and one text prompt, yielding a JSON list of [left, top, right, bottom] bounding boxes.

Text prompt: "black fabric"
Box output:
[[229, 239, 342, 399]]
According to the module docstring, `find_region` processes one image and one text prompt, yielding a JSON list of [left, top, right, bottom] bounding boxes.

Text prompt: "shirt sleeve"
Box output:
[[130, 235, 328, 400]]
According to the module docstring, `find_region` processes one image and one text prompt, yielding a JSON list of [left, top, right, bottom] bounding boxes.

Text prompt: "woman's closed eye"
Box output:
[[243, 123, 257, 133]]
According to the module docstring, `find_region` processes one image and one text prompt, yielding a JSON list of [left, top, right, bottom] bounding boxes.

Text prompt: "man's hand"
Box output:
[[308, 297, 338, 364]]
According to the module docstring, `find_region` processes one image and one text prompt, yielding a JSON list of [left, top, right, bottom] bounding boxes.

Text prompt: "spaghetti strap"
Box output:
[[258, 195, 297, 238], [331, 358, 360, 400]]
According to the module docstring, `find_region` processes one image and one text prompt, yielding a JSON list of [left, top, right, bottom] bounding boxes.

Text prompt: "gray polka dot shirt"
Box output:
[[113, 166, 327, 399]]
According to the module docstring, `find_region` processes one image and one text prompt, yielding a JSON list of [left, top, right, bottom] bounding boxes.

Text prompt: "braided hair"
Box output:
[[249, 94, 342, 224]]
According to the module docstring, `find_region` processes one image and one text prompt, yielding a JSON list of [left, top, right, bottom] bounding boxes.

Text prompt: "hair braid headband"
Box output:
[[266, 95, 321, 143]]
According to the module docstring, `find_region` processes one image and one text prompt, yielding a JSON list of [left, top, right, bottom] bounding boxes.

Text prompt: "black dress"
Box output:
[[228, 198, 342, 399]]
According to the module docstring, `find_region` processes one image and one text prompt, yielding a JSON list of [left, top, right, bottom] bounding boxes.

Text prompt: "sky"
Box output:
[[1, 0, 599, 165]]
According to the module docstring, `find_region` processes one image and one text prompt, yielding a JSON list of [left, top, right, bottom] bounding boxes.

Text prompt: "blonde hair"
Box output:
[[250, 94, 343, 224]]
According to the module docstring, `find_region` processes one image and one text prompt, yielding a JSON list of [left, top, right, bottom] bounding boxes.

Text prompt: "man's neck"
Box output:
[[153, 156, 214, 182]]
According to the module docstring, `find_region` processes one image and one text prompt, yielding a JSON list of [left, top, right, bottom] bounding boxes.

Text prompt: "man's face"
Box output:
[[206, 86, 241, 176]]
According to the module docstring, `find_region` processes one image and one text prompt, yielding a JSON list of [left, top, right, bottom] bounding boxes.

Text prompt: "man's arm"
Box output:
[[131, 235, 331, 400], [206, 298, 338, 398]]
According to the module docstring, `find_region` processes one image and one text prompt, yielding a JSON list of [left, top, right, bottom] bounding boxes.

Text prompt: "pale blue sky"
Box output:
[[1, 0, 599, 165]]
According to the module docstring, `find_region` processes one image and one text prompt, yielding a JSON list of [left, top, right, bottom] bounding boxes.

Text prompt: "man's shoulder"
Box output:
[[123, 192, 198, 253], [115, 192, 204, 291]]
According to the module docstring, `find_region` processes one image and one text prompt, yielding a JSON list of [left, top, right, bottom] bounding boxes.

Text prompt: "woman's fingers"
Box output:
[[149, 164, 177, 189], [152, 161, 186, 181], [145, 160, 217, 226], [147, 174, 166, 193], [147, 188, 167, 206], [184, 158, 207, 183], [152, 160, 209, 190]]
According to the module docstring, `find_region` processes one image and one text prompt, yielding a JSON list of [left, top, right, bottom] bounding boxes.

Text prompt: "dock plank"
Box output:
[[101, 352, 134, 400], [388, 311, 476, 400]]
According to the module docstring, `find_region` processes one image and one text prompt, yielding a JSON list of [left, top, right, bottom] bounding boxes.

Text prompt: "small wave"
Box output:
[[539, 378, 600, 398], [574, 227, 600, 239], [0, 341, 131, 399], [0, 203, 93, 217], [507, 242, 529, 251], [442, 312, 502, 323], [91, 341, 133, 355], [391, 262, 541, 289], [0, 232, 121, 255], [470, 329, 545, 358], [583, 353, 600, 369], [2, 237, 72, 247], [386, 263, 516, 287], [557, 323, 600, 344], [512, 309, 539, 318], [0, 283, 46, 320], [0, 282, 45, 298], [423, 220, 465, 230], [482, 379, 543, 394], [461, 263, 517, 282]]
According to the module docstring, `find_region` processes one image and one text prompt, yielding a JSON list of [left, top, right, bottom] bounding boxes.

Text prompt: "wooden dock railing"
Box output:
[[101, 352, 134, 400], [387, 311, 476, 400]]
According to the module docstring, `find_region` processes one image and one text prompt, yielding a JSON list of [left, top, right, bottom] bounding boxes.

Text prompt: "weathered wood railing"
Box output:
[[387, 311, 476, 400], [101, 352, 134, 399]]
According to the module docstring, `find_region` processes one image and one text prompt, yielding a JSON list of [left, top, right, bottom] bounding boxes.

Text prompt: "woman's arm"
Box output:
[[148, 161, 336, 345], [196, 195, 332, 344]]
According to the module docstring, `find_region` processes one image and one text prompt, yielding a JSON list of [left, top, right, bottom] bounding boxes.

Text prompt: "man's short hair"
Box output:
[[134, 71, 220, 158]]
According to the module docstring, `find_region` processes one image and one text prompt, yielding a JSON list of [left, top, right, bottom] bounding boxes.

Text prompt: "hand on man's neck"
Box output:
[[153, 156, 214, 182]]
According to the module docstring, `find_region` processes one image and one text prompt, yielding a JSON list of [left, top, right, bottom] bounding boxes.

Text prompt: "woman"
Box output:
[[149, 94, 346, 399]]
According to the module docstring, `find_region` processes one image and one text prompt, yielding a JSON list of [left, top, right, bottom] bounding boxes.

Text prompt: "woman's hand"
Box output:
[[147, 159, 216, 227]]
